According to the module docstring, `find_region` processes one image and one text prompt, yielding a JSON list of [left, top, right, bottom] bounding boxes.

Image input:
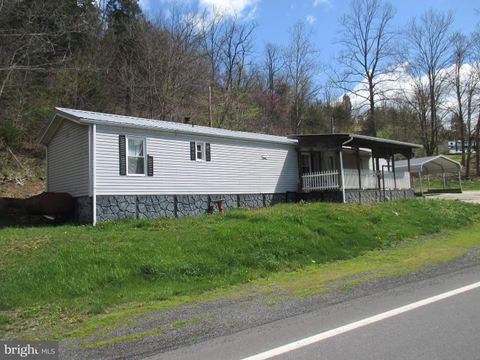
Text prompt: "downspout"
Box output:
[[89, 124, 97, 226], [45, 147, 48, 192], [92, 124, 97, 226], [339, 136, 354, 203]]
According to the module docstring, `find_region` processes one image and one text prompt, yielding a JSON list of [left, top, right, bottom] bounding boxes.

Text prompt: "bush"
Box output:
[[0, 124, 21, 149]]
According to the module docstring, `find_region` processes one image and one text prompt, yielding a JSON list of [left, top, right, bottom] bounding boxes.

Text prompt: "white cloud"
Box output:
[[306, 15, 316, 25], [138, 0, 258, 19], [345, 63, 480, 122], [199, 0, 258, 18], [313, 0, 331, 7], [139, 0, 152, 10]]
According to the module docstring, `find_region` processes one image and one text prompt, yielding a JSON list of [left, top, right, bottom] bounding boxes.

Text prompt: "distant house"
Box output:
[[40, 108, 421, 224]]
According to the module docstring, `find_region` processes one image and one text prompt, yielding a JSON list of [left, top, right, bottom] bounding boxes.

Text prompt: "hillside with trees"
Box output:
[[1, 0, 480, 196]]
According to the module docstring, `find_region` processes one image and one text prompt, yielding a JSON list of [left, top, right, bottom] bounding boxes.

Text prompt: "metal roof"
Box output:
[[40, 108, 297, 145], [289, 133, 422, 158], [290, 133, 422, 149], [395, 155, 462, 174]]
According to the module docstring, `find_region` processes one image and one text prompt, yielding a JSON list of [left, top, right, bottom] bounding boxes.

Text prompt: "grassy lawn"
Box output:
[[412, 176, 480, 191], [1, 199, 480, 339]]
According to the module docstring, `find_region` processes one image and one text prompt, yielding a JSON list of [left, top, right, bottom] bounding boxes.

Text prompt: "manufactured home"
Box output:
[[40, 108, 421, 224]]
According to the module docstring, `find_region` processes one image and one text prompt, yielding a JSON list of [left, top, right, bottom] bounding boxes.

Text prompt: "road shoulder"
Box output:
[[57, 223, 480, 359]]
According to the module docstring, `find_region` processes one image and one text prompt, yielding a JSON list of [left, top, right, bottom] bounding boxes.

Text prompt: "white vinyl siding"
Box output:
[[47, 120, 89, 196], [95, 126, 298, 195]]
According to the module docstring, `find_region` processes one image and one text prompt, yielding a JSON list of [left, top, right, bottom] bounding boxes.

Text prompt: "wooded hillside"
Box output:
[[1, 0, 480, 189]]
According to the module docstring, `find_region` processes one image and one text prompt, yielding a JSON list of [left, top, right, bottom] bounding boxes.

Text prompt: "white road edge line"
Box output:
[[241, 280, 480, 360]]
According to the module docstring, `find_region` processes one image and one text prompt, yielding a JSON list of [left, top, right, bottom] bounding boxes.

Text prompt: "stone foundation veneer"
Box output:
[[344, 189, 414, 204], [95, 193, 287, 223], [79, 189, 415, 224]]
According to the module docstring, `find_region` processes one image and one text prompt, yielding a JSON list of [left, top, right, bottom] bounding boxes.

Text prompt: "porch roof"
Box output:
[[289, 133, 422, 158]]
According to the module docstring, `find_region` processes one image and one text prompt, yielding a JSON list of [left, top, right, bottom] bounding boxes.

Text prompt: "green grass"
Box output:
[[412, 176, 480, 191], [83, 316, 203, 348], [461, 181, 480, 191], [1, 199, 480, 339]]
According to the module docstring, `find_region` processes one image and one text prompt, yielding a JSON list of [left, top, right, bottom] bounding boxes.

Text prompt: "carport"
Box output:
[[395, 155, 462, 195]]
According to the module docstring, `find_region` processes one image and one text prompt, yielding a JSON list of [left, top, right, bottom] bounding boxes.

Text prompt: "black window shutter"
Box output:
[[147, 155, 154, 176], [206, 143, 211, 162], [190, 141, 196, 160], [119, 135, 126, 175]]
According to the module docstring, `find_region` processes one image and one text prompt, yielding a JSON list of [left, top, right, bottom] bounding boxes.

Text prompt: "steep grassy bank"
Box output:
[[1, 199, 479, 319]]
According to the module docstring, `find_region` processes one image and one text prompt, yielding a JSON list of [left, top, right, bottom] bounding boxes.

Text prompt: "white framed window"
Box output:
[[196, 141, 205, 161], [127, 136, 146, 175]]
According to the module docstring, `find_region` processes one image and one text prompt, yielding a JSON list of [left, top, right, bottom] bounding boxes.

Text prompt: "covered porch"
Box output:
[[290, 134, 422, 202]]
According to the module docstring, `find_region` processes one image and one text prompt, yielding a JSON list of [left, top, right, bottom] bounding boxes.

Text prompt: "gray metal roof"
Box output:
[[40, 108, 297, 145], [395, 155, 461, 174], [290, 133, 422, 149]]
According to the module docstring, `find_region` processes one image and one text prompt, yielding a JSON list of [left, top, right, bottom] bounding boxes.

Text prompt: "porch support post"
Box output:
[[419, 173, 423, 195], [381, 165, 386, 201], [339, 150, 346, 203], [407, 156, 412, 189], [296, 149, 303, 193], [443, 172, 446, 189], [356, 148, 362, 190], [375, 157, 381, 189], [458, 171, 462, 192], [392, 152, 397, 190]]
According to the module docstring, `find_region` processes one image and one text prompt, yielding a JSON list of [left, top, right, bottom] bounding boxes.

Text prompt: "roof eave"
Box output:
[[289, 133, 422, 149], [78, 118, 297, 145]]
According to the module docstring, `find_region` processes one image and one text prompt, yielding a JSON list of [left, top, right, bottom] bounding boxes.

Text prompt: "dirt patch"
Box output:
[[0, 144, 45, 198]]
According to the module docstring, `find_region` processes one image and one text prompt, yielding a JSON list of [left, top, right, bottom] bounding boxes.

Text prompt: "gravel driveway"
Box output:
[[426, 191, 480, 204]]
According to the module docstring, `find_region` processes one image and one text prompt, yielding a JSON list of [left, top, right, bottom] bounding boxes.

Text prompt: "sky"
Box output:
[[138, 0, 479, 67]]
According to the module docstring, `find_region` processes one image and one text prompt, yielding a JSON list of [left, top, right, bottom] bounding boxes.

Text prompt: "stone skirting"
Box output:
[[76, 189, 416, 224], [344, 189, 415, 204], [95, 193, 288, 223], [298, 189, 414, 204]]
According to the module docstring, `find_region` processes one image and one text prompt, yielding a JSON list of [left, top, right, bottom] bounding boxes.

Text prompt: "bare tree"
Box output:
[[285, 21, 319, 133], [133, 9, 210, 121], [470, 30, 480, 176], [199, 10, 225, 85], [403, 10, 453, 155], [219, 16, 256, 92], [448, 32, 480, 175], [450, 32, 469, 165], [0, 0, 100, 138], [336, 0, 396, 136], [264, 43, 284, 91]]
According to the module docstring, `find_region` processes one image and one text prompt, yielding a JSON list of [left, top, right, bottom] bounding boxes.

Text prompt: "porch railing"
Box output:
[[343, 169, 377, 190], [383, 170, 411, 190], [302, 169, 411, 192], [302, 170, 339, 192]]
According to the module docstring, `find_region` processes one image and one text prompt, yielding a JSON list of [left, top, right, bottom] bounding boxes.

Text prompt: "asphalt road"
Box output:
[[151, 264, 480, 360]]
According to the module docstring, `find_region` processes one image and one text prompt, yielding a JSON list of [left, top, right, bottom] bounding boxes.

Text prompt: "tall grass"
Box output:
[[0, 199, 478, 312]]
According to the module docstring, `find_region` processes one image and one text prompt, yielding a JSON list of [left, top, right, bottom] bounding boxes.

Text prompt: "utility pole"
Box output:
[[208, 85, 213, 127]]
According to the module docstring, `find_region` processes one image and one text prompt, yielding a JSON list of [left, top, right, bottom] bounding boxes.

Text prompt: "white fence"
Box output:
[[302, 170, 339, 192], [302, 169, 411, 192]]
